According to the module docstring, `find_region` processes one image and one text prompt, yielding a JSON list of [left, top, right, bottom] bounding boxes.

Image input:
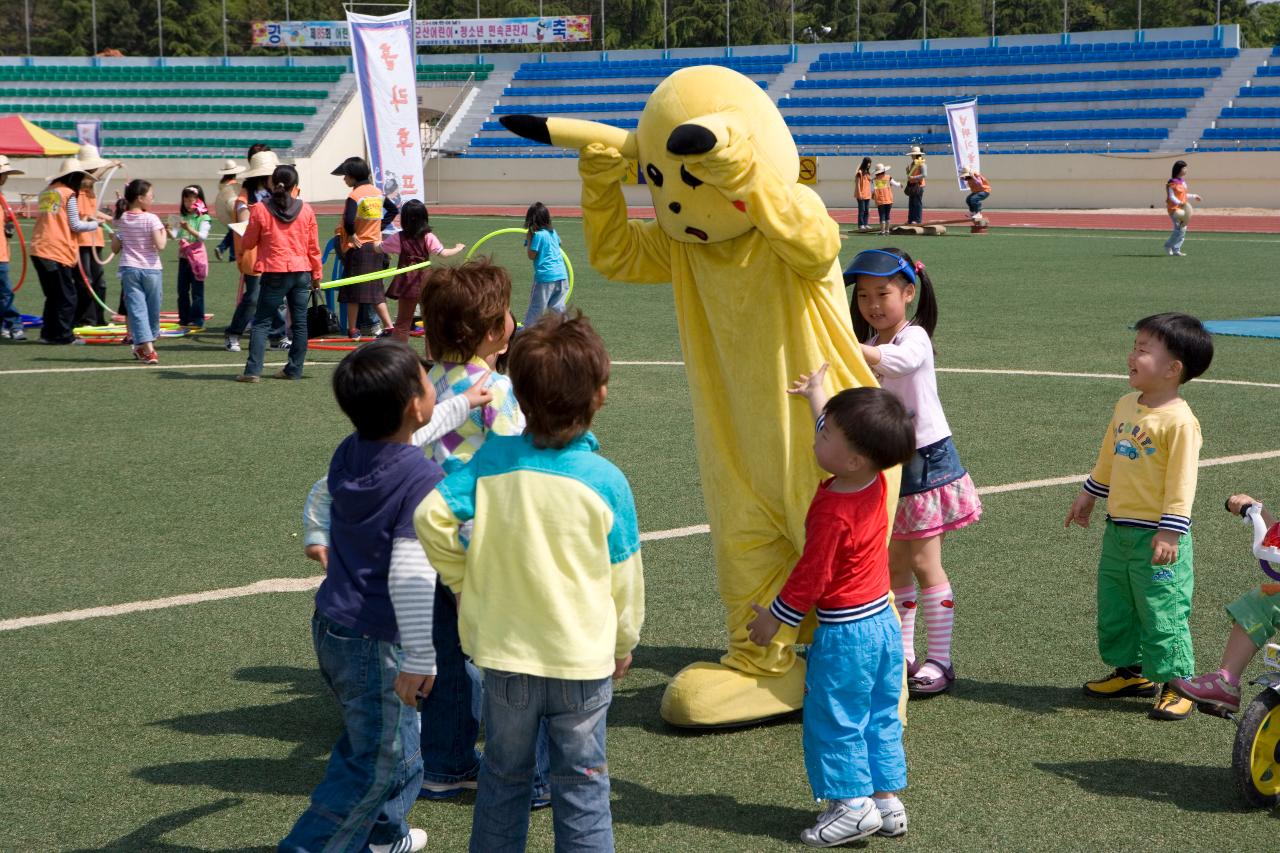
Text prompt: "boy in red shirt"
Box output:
[[749, 383, 916, 847]]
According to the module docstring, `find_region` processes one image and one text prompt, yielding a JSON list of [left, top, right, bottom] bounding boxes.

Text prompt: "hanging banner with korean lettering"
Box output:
[[944, 99, 980, 189], [253, 16, 592, 48], [348, 9, 424, 204], [75, 120, 101, 151]]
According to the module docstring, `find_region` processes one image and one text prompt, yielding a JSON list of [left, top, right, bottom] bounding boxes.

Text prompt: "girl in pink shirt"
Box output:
[[111, 179, 166, 364], [375, 200, 464, 342], [846, 248, 982, 697]]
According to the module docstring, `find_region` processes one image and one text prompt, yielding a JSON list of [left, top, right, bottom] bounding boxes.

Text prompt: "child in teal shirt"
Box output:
[[521, 201, 568, 329]]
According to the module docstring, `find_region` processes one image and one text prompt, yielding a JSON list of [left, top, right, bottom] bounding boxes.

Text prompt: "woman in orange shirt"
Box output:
[[854, 157, 873, 232], [31, 157, 101, 344], [71, 146, 116, 328], [1164, 160, 1202, 258], [236, 165, 322, 382]]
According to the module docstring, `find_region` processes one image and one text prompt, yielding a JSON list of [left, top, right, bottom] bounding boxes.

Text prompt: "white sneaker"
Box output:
[[273, 337, 293, 350], [876, 802, 908, 837], [224, 335, 241, 352], [369, 827, 427, 853], [1166, 247, 1175, 256], [1173, 250, 1186, 257], [801, 798, 882, 847]]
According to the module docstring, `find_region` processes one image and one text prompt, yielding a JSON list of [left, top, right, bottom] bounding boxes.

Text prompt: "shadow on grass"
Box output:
[[948, 678, 1155, 716], [610, 778, 816, 843], [1035, 758, 1255, 813], [67, 796, 274, 852], [134, 666, 337, 797]]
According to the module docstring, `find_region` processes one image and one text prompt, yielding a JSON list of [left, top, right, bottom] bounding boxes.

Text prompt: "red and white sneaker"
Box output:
[[1171, 670, 1241, 715]]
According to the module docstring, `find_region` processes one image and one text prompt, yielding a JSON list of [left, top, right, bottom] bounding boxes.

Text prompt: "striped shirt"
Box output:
[[115, 211, 164, 270]]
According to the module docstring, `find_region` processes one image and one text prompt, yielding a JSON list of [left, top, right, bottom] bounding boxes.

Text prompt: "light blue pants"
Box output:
[[522, 278, 568, 329], [120, 267, 162, 345], [803, 607, 907, 800], [1164, 214, 1187, 253]]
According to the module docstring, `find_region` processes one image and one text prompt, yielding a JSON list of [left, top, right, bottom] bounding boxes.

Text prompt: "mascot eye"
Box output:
[[645, 164, 664, 187], [679, 165, 704, 188]]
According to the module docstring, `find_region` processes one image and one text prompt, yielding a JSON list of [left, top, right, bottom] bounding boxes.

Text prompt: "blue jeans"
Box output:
[[280, 612, 423, 853], [522, 278, 568, 329], [856, 198, 870, 228], [966, 190, 989, 214], [0, 261, 20, 332], [423, 584, 551, 799], [1165, 214, 1187, 252], [177, 257, 205, 327], [217, 230, 235, 260], [470, 670, 613, 853], [227, 273, 287, 338], [120, 267, 163, 345], [804, 608, 907, 800], [900, 435, 967, 497], [906, 187, 924, 224], [245, 272, 310, 378]]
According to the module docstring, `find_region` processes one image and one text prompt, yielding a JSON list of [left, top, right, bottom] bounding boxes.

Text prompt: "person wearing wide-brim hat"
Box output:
[[959, 167, 992, 222], [213, 159, 246, 263], [72, 145, 118, 328], [0, 155, 25, 339], [902, 146, 927, 226], [871, 164, 903, 236], [223, 149, 288, 352], [30, 157, 102, 344]]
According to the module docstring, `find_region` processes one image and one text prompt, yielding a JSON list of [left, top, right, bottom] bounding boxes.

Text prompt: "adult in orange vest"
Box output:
[[332, 156, 394, 338], [854, 156, 873, 232], [904, 146, 927, 225], [72, 145, 117, 328], [959, 168, 991, 221], [0, 155, 24, 340], [223, 148, 287, 352], [32, 157, 101, 344], [1164, 160, 1202, 258]]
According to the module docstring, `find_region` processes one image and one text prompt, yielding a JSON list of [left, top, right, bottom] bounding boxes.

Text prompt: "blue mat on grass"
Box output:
[[1203, 316, 1280, 339]]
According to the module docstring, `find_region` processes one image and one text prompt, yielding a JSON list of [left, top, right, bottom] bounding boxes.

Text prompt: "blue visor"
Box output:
[[843, 249, 917, 286]]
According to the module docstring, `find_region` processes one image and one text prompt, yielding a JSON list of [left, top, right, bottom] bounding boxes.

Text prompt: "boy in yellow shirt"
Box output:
[[416, 311, 644, 851], [1065, 313, 1214, 721]]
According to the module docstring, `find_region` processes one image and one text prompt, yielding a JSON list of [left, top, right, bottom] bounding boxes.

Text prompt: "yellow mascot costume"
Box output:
[[502, 65, 896, 727]]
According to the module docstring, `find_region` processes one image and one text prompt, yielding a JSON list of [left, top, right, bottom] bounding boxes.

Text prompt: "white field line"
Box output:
[[4, 448, 1278, 633], [984, 231, 1280, 244], [0, 359, 684, 377], [936, 368, 1280, 391]]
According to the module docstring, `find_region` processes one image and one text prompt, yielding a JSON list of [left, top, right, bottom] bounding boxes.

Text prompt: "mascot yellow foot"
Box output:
[[660, 660, 807, 728]]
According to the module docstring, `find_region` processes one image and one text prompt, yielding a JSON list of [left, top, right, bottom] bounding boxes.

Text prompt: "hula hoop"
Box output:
[[320, 259, 431, 291], [21, 313, 41, 327], [310, 343, 361, 352], [0, 194, 28, 291], [464, 228, 575, 304], [95, 219, 117, 265]]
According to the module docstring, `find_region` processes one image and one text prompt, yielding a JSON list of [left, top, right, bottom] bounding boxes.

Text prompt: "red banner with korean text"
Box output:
[[348, 9, 424, 205]]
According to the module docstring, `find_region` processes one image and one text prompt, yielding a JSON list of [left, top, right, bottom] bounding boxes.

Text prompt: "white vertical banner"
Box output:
[[944, 99, 980, 189], [76, 120, 101, 151], [347, 8, 424, 204]]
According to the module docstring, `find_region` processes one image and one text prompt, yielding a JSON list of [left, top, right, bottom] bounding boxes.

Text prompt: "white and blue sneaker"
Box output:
[[369, 827, 427, 853], [419, 777, 478, 800], [801, 798, 883, 847], [876, 799, 908, 837]]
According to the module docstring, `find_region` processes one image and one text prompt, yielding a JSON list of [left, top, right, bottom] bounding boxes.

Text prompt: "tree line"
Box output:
[[3, 0, 1279, 57]]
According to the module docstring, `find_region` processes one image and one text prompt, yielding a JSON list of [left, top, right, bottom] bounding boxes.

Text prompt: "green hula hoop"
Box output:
[[320, 259, 432, 291], [464, 227, 574, 305]]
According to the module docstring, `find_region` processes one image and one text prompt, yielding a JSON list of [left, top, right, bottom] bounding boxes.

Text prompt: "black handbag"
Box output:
[[307, 290, 340, 338]]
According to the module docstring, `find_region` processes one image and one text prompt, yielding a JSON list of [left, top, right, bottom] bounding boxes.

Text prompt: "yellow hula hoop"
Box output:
[[464, 227, 575, 304], [319, 259, 432, 291]]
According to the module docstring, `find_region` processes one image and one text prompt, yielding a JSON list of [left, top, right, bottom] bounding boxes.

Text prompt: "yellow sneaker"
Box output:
[[1082, 666, 1158, 699], [1149, 684, 1194, 721]]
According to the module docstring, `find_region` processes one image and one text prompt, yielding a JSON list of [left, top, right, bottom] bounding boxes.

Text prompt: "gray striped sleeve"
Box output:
[[389, 537, 438, 675]]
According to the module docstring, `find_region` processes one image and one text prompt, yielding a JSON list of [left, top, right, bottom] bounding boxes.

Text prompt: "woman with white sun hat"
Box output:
[[904, 145, 927, 226], [72, 144, 119, 327], [31, 156, 101, 344], [213, 158, 245, 262]]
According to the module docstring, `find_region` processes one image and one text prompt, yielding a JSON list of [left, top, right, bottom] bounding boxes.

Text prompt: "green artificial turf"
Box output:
[[2, 216, 1279, 851]]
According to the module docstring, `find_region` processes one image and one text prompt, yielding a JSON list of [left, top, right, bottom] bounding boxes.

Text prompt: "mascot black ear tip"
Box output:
[[500, 115, 552, 146], [667, 124, 718, 156]]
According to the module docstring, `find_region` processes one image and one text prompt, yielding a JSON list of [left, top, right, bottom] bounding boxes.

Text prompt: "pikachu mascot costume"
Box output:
[[502, 66, 896, 727]]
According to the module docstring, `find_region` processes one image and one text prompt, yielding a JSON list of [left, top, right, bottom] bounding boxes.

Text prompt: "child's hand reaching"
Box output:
[[1151, 530, 1180, 565], [305, 544, 329, 572], [788, 363, 830, 420], [394, 672, 435, 707], [747, 603, 782, 646], [452, 243, 465, 253], [613, 654, 632, 680], [1064, 492, 1096, 529], [464, 370, 494, 409]]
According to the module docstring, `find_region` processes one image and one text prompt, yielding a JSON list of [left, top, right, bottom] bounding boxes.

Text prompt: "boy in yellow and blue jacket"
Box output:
[[416, 311, 644, 853]]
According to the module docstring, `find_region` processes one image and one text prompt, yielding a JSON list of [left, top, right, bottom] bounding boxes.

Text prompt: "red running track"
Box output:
[[137, 203, 1279, 233]]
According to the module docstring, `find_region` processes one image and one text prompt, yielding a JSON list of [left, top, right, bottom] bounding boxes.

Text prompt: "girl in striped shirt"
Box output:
[[111, 179, 166, 364]]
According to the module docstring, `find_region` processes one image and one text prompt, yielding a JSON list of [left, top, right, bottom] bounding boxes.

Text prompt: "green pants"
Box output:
[[1226, 585, 1280, 649], [1097, 522, 1195, 683]]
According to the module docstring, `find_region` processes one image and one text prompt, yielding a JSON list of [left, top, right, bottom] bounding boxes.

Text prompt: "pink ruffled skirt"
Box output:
[[893, 473, 982, 540]]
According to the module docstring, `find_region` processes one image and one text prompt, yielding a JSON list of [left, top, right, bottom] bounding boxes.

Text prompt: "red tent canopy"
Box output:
[[0, 115, 79, 156]]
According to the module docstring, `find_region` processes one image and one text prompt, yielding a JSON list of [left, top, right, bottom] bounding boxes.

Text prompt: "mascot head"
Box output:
[[501, 65, 799, 244]]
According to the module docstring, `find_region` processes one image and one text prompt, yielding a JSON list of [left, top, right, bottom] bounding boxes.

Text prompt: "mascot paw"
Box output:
[[659, 660, 806, 728], [578, 142, 631, 185]]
